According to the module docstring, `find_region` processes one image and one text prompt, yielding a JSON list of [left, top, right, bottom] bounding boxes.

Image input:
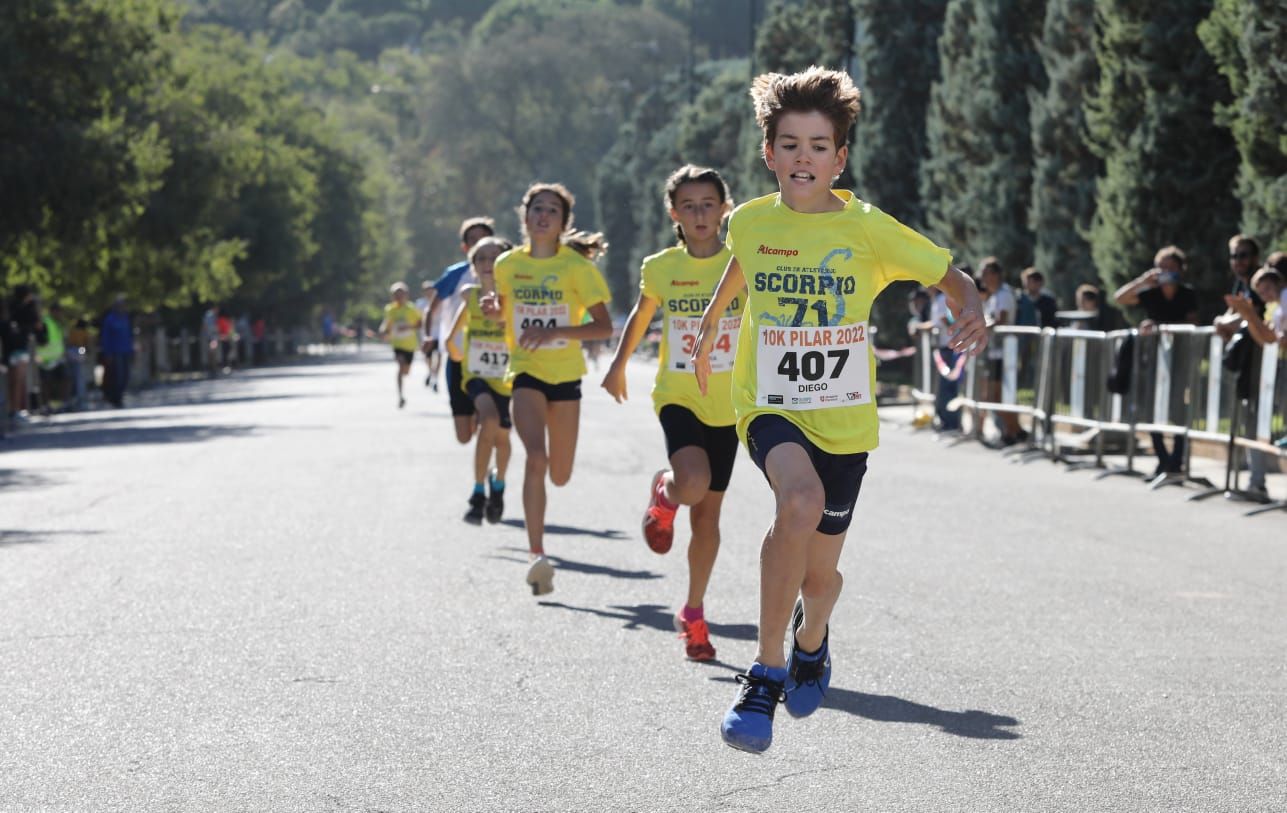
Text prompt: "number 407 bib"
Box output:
[[756, 322, 871, 410]]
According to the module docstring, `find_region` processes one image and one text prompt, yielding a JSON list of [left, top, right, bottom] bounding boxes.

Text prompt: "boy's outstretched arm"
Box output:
[[936, 264, 988, 357], [691, 256, 747, 395]]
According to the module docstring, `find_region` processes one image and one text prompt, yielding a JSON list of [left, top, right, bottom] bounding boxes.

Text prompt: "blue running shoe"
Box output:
[[721, 662, 787, 754], [785, 598, 831, 719]]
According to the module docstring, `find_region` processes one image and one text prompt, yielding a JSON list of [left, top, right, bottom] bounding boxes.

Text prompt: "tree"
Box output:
[[1028, 0, 1100, 305], [1200, 0, 1287, 254], [1086, 0, 1239, 305], [921, 0, 1045, 273], [850, 0, 947, 228]]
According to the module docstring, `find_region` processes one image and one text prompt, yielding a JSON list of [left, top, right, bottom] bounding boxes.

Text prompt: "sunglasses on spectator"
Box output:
[[1230, 252, 1253, 260]]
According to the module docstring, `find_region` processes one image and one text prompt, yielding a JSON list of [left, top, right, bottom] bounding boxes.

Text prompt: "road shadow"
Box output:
[[537, 600, 757, 641], [0, 468, 64, 490], [708, 670, 1021, 740], [0, 529, 103, 549], [491, 551, 661, 581], [499, 519, 626, 540], [2, 423, 259, 451]]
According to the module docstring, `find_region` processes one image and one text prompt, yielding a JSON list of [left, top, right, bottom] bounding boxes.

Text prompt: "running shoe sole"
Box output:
[[526, 557, 555, 596]]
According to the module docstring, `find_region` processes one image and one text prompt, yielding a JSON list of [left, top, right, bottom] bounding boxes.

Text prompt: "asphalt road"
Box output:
[[2, 348, 1284, 812]]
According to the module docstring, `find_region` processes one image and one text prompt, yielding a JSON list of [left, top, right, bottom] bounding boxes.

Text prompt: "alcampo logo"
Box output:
[[757, 244, 799, 257], [670, 279, 702, 287]]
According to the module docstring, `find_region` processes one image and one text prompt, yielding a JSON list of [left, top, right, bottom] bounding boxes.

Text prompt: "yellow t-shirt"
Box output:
[[728, 190, 951, 454], [459, 285, 513, 397], [493, 244, 611, 385], [383, 302, 421, 352], [640, 244, 741, 427]]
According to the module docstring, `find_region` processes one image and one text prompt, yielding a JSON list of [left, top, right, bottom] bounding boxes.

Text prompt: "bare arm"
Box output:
[[935, 264, 988, 356], [446, 299, 469, 350], [516, 302, 613, 350], [1114, 269, 1160, 307], [601, 292, 659, 403], [691, 256, 747, 395], [1224, 295, 1277, 346]]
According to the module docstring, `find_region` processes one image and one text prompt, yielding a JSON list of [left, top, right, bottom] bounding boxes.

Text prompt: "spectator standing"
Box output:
[[252, 317, 266, 364], [7, 285, 45, 419], [979, 258, 1022, 446], [1213, 235, 1269, 497], [929, 285, 965, 432], [66, 315, 90, 410], [216, 310, 234, 369], [200, 306, 220, 376], [1112, 246, 1200, 478], [99, 295, 134, 408], [1016, 268, 1059, 328], [36, 304, 68, 412]]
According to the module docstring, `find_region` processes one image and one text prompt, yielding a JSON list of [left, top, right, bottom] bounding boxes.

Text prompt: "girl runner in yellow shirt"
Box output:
[[378, 282, 422, 409], [482, 183, 613, 596], [691, 68, 987, 753], [601, 165, 742, 662], [447, 236, 515, 525]]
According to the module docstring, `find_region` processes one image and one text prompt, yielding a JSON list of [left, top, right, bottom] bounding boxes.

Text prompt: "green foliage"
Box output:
[[1028, 0, 1100, 304], [1200, 0, 1287, 254], [1086, 0, 1239, 305], [850, 0, 946, 228], [922, 0, 1045, 274]]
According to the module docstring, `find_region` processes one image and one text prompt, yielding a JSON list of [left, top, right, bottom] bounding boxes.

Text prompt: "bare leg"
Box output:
[[494, 423, 512, 481], [545, 400, 581, 487], [513, 388, 550, 556], [453, 414, 476, 445], [685, 489, 724, 610], [795, 531, 847, 653], [665, 445, 712, 506], [472, 393, 501, 485], [755, 443, 825, 668]]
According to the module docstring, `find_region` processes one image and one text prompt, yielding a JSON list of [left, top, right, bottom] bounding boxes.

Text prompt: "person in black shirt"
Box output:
[[1113, 246, 1200, 477]]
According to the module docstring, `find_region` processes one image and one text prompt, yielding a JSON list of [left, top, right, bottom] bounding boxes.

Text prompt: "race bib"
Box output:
[[392, 322, 415, 339], [513, 302, 569, 350], [756, 322, 871, 410], [467, 338, 509, 378], [668, 315, 740, 373]]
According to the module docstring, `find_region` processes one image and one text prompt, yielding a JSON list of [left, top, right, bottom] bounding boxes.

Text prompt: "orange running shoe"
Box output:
[[642, 469, 676, 554], [674, 613, 716, 661]]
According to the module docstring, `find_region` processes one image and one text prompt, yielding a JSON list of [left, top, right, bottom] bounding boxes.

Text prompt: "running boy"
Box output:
[[447, 236, 516, 524], [379, 282, 422, 409], [482, 183, 613, 596], [691, 67, 987, 753], [425, 217, 497, 441], [601, 165, 742, 661]]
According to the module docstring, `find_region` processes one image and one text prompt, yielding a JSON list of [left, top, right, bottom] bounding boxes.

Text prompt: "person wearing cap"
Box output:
[[1113, 246, 1199, 478], [379, 281, 422, 409]]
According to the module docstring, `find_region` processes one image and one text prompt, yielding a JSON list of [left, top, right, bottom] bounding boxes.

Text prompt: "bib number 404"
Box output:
[[775, 349, 850, 382]]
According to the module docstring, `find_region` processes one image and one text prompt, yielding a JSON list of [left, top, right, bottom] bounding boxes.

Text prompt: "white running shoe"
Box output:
[[526, 556, 555, 596]]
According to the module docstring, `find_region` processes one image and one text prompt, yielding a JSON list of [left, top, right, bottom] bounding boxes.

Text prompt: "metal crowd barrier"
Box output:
[[906, 322, 1285, 518]]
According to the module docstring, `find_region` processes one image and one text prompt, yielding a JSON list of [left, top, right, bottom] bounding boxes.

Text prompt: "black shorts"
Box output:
[[424, 339, 440, 355], [658, 405, 739, 492], [446, 359, 474, 417], [512, 372, 582, 402], [745, 414, 869, 536], [394, 348, 414, 366], [465, 377, 512, 429]]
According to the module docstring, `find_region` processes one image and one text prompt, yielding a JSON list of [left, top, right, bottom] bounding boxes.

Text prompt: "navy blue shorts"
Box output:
[[512, 373, 581, 402], [446, 359, 474, 417], [745, 414, 868, 535], [465, 377, 512, 429], [658, 405, 739, 493]]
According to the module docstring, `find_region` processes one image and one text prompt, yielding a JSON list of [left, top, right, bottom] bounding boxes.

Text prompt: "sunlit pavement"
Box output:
[[3, 349, 1284, 811]]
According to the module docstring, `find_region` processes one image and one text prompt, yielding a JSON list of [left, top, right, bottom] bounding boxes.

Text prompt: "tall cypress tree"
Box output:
[[921, 0, 1045, 272], [850, 0, 947, 228], [1086, 0, 1239, 303], [1028, 0, 1100, 305], [1200, 0, 1287, 254]]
